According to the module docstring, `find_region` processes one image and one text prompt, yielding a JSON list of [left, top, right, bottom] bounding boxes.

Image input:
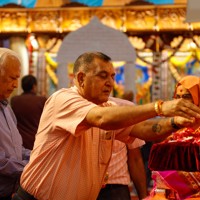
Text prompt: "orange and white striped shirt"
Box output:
[[106, 97, 145, 185], [107, 139, 145, 185], [20, 86, 135, 200]]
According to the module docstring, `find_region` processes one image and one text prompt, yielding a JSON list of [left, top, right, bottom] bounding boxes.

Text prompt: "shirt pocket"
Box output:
[[99, 131, 113, 165]]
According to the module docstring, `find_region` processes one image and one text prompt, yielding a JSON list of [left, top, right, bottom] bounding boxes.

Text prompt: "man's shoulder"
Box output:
[[108, 96, 134, 106], [49, 87, 81, 103], [35, 95, 47, 101], [11, 94, 46, 105], [52, 87, 78, 97]]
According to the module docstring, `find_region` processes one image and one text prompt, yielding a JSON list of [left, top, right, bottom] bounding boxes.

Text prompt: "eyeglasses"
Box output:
[[174, 94, 192, 100]]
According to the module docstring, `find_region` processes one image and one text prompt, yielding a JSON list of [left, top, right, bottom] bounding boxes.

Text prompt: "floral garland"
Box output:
[[45, 52, 58, 85], [170, 52, 193, 69], [169, 49, 200, 81], [135, 35, 185, 67]]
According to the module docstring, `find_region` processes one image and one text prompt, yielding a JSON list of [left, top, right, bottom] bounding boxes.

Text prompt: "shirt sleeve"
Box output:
[[127, 138, 145, 149], [7, 105, 17, 125], [22, 146, 31, 163], [108, 97, 136, 144], [0, 146, 26, 177], [114, 126, 135, 144], [53, 88, 97, 137], [0, 105, 28, 177]]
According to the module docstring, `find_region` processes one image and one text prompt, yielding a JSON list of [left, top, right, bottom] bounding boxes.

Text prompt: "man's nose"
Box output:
[[12, 80, 18, 88], [106, 77, 114, 87]]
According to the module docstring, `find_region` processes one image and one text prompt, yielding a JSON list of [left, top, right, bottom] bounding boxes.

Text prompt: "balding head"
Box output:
[[0, 48, 21, 76], [73, 52, 111, 75], [0, 48, 21, 100]]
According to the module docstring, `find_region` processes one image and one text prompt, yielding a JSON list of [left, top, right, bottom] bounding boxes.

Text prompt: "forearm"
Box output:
[[86, 103, 157, 130], [130, 118, 175, 141], [85, 98, 200, 132], [128, 148, 148, 199]]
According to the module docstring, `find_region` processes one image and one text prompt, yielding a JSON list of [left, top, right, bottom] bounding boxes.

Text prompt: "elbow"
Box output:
[[95, 116, 114, 130], [97, 117, 109, 130]]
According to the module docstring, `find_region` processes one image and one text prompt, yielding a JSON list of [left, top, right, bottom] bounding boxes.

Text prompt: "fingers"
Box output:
[[162, 99, 200, 119], [183, 101, 200, 119], [175, 116, 196, 128]]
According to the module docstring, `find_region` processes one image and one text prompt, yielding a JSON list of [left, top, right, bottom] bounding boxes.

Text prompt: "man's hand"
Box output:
[[174, 116, 196, 128], [162, 99, 200, 120]]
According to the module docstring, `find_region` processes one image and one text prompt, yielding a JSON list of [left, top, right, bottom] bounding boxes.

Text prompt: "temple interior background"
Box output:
[[1, 0, 200, 105]]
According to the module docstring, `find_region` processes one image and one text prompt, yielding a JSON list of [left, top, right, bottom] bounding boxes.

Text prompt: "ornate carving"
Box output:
[[0, 5, 199, 33], [157, 8, 187, 30], [91, 9, 124, 30], [29, 11, 60, 32], [1, 11, 27, 32], [125, 8, 155, 31], [61, 9, 90, 31]]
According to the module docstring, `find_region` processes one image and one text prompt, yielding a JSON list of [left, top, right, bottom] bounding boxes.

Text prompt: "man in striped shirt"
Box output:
[[12, 52, 200, 200], [97, 95, 147, 200]]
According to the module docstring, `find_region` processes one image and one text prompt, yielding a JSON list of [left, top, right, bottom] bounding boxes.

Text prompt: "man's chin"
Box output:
[[5, 93, 12, 99], [101, 96, 109, 103]]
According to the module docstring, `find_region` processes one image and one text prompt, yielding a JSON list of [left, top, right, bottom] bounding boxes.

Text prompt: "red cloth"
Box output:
[[148, 142, 200, 172]]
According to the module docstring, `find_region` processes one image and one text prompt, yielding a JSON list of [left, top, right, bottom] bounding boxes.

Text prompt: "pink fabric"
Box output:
[[151, 171, 200, 200]]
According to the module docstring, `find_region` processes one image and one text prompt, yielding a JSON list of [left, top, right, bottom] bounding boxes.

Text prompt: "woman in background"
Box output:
[[147, 75, 200, 200]]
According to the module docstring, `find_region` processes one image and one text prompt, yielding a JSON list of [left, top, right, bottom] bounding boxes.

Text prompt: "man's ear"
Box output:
[[77, 72, 85, 87]]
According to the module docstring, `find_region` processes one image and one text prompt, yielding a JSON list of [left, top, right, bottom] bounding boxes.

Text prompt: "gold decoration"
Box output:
[[29, 10, 60, 32], [125, 8, 155, 31], [154, 100, 164, 116], [129, 36, 145, 50], [45, 52, 58, 85], [61, 10, 89, 32], [0, 5, 197, 33], [92, 9, 123, 30], [157, 7, 187, 30], [136, 77, 152, 104], [169, 63, 181, 82], [195, 49, 200, 61], [45, 52, 58, 69], [170, 36, 183, 48], [46, 64, 58, 85], [170, 52, 193, 68], [1, 11, 27, 32]]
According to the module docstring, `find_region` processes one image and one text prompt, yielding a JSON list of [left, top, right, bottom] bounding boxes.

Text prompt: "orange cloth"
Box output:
[[20, 86, 134, 200], [174, 75, 200, 106]]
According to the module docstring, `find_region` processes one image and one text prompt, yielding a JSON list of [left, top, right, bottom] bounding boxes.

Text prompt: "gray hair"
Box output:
[[0, 48, 21, 76], [73, 52, 111, 75]]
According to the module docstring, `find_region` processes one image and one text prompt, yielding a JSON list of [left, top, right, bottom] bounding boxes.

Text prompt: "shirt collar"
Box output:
[[0, 99, 8, 106]]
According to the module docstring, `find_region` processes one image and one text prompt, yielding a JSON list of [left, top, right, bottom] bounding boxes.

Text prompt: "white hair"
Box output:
[[0, 48, 21, 76]]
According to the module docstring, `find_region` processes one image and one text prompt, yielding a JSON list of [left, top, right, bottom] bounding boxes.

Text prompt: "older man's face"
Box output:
[[0, 57, 21, 100], [80, 58, 115, 105]]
